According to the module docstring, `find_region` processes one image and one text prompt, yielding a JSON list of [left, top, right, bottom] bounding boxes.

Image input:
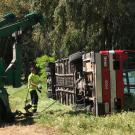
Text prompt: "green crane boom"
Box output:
[[0, 12, 42, 37], [0, 13, 16, 28], [0, 12, 43, 123]]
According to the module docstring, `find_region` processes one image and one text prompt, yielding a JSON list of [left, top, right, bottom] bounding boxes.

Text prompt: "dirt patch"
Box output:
[[0, 124, 57, 135]]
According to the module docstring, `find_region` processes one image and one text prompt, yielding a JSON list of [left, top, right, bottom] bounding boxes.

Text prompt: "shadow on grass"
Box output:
[[0, 114, 35, 127], [42, 109, 92, 117], [58, 110, 92, 116], [0, 109, 92, 127], [14, 115, 35, 126]]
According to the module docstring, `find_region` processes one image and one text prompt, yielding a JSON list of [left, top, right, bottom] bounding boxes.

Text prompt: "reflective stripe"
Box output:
[[95, 53, 102, 116], [95, 53, 102, 102], [32, 104, 37, 109], [32, 104, 37, 106], [109, 51, 116, 112], [29, 89, 36, 92]]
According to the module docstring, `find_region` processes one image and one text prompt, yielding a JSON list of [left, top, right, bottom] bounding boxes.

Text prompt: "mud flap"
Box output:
[[97, 103, 105, 115], [114, 97, 121, 112]]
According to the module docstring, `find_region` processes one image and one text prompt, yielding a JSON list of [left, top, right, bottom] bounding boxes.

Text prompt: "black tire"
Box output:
[[46, 72, 51, 76], [0, 100, 14, 125], [6, 112, 15, 123], [46, 67, 51, 72], [47, 79, 52, 85], [47, 91, 53, 98], [45, 62, 50, 67], [69, 52, 82, 63], [47, 88, 52, 92], [45, 62, 55, 67], [45, 62, 51, 67], [0, 102, 3, 124], [0, 100, 7, 124]]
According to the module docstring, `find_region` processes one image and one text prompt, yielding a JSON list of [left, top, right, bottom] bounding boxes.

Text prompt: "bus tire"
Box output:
[[46, 67, 51, 72], [69, 52, 82, 63]]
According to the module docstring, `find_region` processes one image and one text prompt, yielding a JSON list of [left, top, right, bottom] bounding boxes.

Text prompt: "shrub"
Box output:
[[36, 55, 55, 81]]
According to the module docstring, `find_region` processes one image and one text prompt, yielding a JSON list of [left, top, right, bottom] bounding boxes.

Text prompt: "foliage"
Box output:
[[32, 0, 135, 57], [1, 0, 135, 78], [2, 0, 135, 57], [1, 0, 135, 57], [36, 55, 55, 80], [0, 0, 41, 81], [0, 0, 30, 16]]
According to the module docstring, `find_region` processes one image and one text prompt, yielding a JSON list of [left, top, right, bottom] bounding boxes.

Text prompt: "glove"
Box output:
[[38, 84, 42, 89], [37, 88, 41, 93], [37, 84, 42, 93]]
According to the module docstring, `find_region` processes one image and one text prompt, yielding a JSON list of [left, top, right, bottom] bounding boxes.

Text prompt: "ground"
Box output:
[[0, 124, 56, 135], [0, 85, 60, 135], [1, 85, 135, 135]]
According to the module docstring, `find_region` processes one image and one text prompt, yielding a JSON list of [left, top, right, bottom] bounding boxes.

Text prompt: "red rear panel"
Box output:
[[114, 50, 128, 108], [100, 51, 111, 112]]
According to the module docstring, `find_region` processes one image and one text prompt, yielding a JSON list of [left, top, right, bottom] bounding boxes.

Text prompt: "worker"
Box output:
[[27, 66, 41, 113]]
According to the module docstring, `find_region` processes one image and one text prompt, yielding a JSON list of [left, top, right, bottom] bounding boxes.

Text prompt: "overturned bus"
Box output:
[[46, 50, 135, 115]]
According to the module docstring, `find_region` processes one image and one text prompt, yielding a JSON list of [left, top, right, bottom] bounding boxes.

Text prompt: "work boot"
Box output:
[[24, 104, 32, 113], [32, 109, 37, 113]]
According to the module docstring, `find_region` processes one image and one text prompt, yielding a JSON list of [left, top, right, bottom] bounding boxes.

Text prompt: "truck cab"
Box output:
[[0, 12, 43, 123]]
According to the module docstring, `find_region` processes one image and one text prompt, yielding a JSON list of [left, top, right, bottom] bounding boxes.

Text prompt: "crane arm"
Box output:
[[0, 12, 43, 37], [0, 13, 16, 28]]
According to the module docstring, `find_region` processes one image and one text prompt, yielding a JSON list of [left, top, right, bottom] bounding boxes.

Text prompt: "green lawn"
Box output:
[[6, 85, 135, 135]]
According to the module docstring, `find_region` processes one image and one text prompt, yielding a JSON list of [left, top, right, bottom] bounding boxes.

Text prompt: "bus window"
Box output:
[[123, 51, 135, 110]]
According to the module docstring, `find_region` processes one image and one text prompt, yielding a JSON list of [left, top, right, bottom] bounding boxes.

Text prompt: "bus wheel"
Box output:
[[69, 52, 82, 63]]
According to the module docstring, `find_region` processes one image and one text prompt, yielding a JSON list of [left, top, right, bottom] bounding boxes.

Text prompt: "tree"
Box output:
[[32, 0, 135, 57]]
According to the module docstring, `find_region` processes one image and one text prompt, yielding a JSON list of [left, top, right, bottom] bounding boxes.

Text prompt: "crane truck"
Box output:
[[0, 12, 42, 122], [46, 50, 135, 115]]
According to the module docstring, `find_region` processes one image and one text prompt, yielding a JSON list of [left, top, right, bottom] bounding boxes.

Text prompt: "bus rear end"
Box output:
[[96, 50, 135, 115]]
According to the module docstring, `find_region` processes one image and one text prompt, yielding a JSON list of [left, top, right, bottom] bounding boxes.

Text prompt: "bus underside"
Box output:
[[46, 50, 135, 115]]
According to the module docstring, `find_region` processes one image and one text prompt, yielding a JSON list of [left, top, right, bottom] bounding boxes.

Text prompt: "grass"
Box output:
[[6, 85, 135, 135]]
